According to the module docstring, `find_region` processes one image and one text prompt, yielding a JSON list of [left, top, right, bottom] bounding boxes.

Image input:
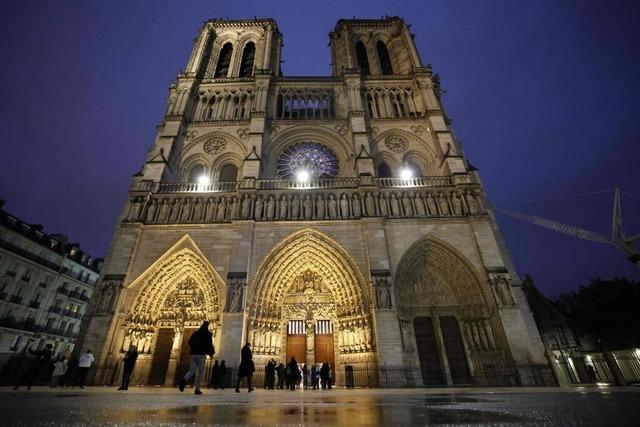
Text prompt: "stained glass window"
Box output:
[[276, 142, 339, 179]]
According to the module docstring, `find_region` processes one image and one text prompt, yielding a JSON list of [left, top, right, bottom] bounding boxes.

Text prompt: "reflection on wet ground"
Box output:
[[1, 387, 639, 426]]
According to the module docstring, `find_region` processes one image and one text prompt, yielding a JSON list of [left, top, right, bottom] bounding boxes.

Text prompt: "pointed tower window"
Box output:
[[376, 41, 393, 75], [355, 41, 370, 75], [239, 42, 256, 77], [214, 43, 233, 78]]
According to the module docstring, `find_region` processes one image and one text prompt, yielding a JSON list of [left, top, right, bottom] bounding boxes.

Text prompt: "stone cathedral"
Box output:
[[78, 17, 548, 387]]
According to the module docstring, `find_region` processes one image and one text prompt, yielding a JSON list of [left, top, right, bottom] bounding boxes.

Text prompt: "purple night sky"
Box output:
[[1, 1, 638, 297]]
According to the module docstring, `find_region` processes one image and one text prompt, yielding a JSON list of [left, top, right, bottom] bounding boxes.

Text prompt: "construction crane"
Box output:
[[495, 189, 640, 269]]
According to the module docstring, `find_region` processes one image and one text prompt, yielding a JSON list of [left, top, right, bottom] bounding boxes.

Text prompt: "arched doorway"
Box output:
[[119, 236, 225, 386], [395, 236, 511, 386], [247, 229, 376, 386]]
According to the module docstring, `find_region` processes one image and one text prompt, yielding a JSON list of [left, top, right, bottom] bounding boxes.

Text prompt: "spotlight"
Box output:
[[197, 175, 210, 186], [399, 168, 413, 180], [296, 169, 310, 183]]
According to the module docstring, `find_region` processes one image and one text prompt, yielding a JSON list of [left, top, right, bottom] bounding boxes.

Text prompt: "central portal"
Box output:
[[247, 229, 377, 386]]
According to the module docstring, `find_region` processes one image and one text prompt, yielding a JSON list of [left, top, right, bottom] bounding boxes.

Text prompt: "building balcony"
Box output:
[[62, 309, 82, 319], [128, 175, 485, 225], [57, 287, 70, 295], [0, 317, 36, 332], [28, 300, 41, 309], [9, 295, 23, 305], [20, 275, 31, 282], [68, 291, 90, 302], [48, 306, 62, 314]]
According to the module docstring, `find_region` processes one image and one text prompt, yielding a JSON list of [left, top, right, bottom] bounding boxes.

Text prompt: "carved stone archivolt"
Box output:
[[247, 228, 375, 357], [121, 236, 225, 353]]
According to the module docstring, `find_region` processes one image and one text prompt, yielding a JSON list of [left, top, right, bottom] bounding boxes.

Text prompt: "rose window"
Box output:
[[276, 142, 339, 179]]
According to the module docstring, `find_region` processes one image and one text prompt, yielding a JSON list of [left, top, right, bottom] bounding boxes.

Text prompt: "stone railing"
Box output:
[[126, 177, 484, 225]]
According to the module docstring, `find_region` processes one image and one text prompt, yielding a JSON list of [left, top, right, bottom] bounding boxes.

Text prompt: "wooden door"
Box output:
[[148, 328, 174, 385], [440, 316, 471, 384], [413, 316, 445, 385], [286, 320, 306, 364], [314, 320, 335, 384], [175, 328, 198, 385]]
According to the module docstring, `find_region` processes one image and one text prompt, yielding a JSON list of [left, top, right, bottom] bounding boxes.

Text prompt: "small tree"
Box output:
[[556, 277, 640, 349]]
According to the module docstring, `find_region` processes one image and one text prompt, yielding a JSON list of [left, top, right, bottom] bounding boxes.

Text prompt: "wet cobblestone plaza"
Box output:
[[1, 387, 639, 426]]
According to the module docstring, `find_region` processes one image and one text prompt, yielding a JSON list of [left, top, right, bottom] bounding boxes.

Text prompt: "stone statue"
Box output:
[[340, 193, 350, 219], [129, 198, 142, 221], [390, 193, 401, 217], [303, 195, 313, 219], [266, 196, 275, 220], [169, 200, 180, 223], [157, 199, 169, 223], [291, 195, 300, 219], [99, 284, 116, 313], [229, 282, 243, 312], [414, 193, 426, 216], [146, 200, 157, 223], [205, 198, 216, 222], [437, 192, 449, 216], [426, 193, 437, 216], [378, 193, 388, 217], [328, 194, 338, 219], [278, 195, 288, 220], [216, 197, 227, 222], [180, 199, 192, 223], [451, 192, 463, 216], [316, 194, 326, 219], [228, 196, 238, 220], [352, 194, 362, 218], [401, 193, 413, 217], [375, 279, 392, 309], [240, 194, 251, 219], [365, 192, 375, 216], [254, 195, 264, 221], [192, 198, 203, 222], [400, 320, 415, 352]]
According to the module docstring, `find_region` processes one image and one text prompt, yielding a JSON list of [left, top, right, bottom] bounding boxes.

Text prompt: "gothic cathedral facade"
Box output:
[[78, 17, 549, 387]]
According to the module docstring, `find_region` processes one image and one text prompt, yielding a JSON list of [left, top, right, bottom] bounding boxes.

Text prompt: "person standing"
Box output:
[[302, 363, 309, 390], [14, 343, 54, 390], [311, 364, 318, 390], [50, 357, 67, 388], [77, 350, 94, 389], [277, 362, 285, 389], [208, 360, 219, 389], [235, 342, 254, 393], [179, 321, 215, 395], [287, 357, 299, 391], [118, 345, 138, 390], [217, 360, 227, 389], [320, 362, 329, 390]]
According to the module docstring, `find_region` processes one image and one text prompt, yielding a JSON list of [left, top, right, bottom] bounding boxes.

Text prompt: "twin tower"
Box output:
[[77, 17, 551, 388]]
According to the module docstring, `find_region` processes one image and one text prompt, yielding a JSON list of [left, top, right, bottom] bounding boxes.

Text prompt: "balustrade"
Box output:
[[362, 84, 424, 119], [127, 177, 484, 225]]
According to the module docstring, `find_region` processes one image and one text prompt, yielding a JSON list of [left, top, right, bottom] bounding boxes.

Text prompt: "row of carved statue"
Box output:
[[461, 319, 498, 353], [126, 189, 484, 224]]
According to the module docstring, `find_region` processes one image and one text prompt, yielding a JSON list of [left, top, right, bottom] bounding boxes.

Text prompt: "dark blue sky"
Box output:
[[1, 1, 638, 297]]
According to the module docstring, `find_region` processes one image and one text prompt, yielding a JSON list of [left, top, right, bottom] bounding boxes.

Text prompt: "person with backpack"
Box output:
[[178, 321, 215, 395]]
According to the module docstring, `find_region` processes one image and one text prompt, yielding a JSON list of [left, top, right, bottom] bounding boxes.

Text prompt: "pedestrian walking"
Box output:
[[14, 344, 54, 390], [235, 342, 254, 393], [179, 321, 215, 395], [118, 345, 138, 390], [50, 357, 67, 388], [76, 350, 94, 389]]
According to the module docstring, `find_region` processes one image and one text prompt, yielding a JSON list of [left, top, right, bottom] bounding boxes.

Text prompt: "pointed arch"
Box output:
[[214, 42, 233, 78], [126, 235, 226, 326], [249, 228, 370, 319], [355, 41, 370, 75], [239, 41, 256, 77], [395, 235, 487, 310], [376, 41, 394, 75]]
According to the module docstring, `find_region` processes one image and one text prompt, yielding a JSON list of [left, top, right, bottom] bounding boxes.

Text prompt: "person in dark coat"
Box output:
[[217, 360, 227, 389], [265, 360, 276, 389], [235, 342, 254, 393], [208, 360, 220, 389], [287, 357, 300, 391], [320, 362, 331, 390], [179, 321, 215, 395], [311, 364, 318, 389], [277, 363, 285, 389], [14, 343, 54, 390], [118, 345, 138, 390], [302, 363, 309, 389]]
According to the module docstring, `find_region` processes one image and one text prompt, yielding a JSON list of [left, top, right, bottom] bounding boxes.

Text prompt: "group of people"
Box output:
[[10, 345, 95, 390], [264, 358, 333, 390]]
